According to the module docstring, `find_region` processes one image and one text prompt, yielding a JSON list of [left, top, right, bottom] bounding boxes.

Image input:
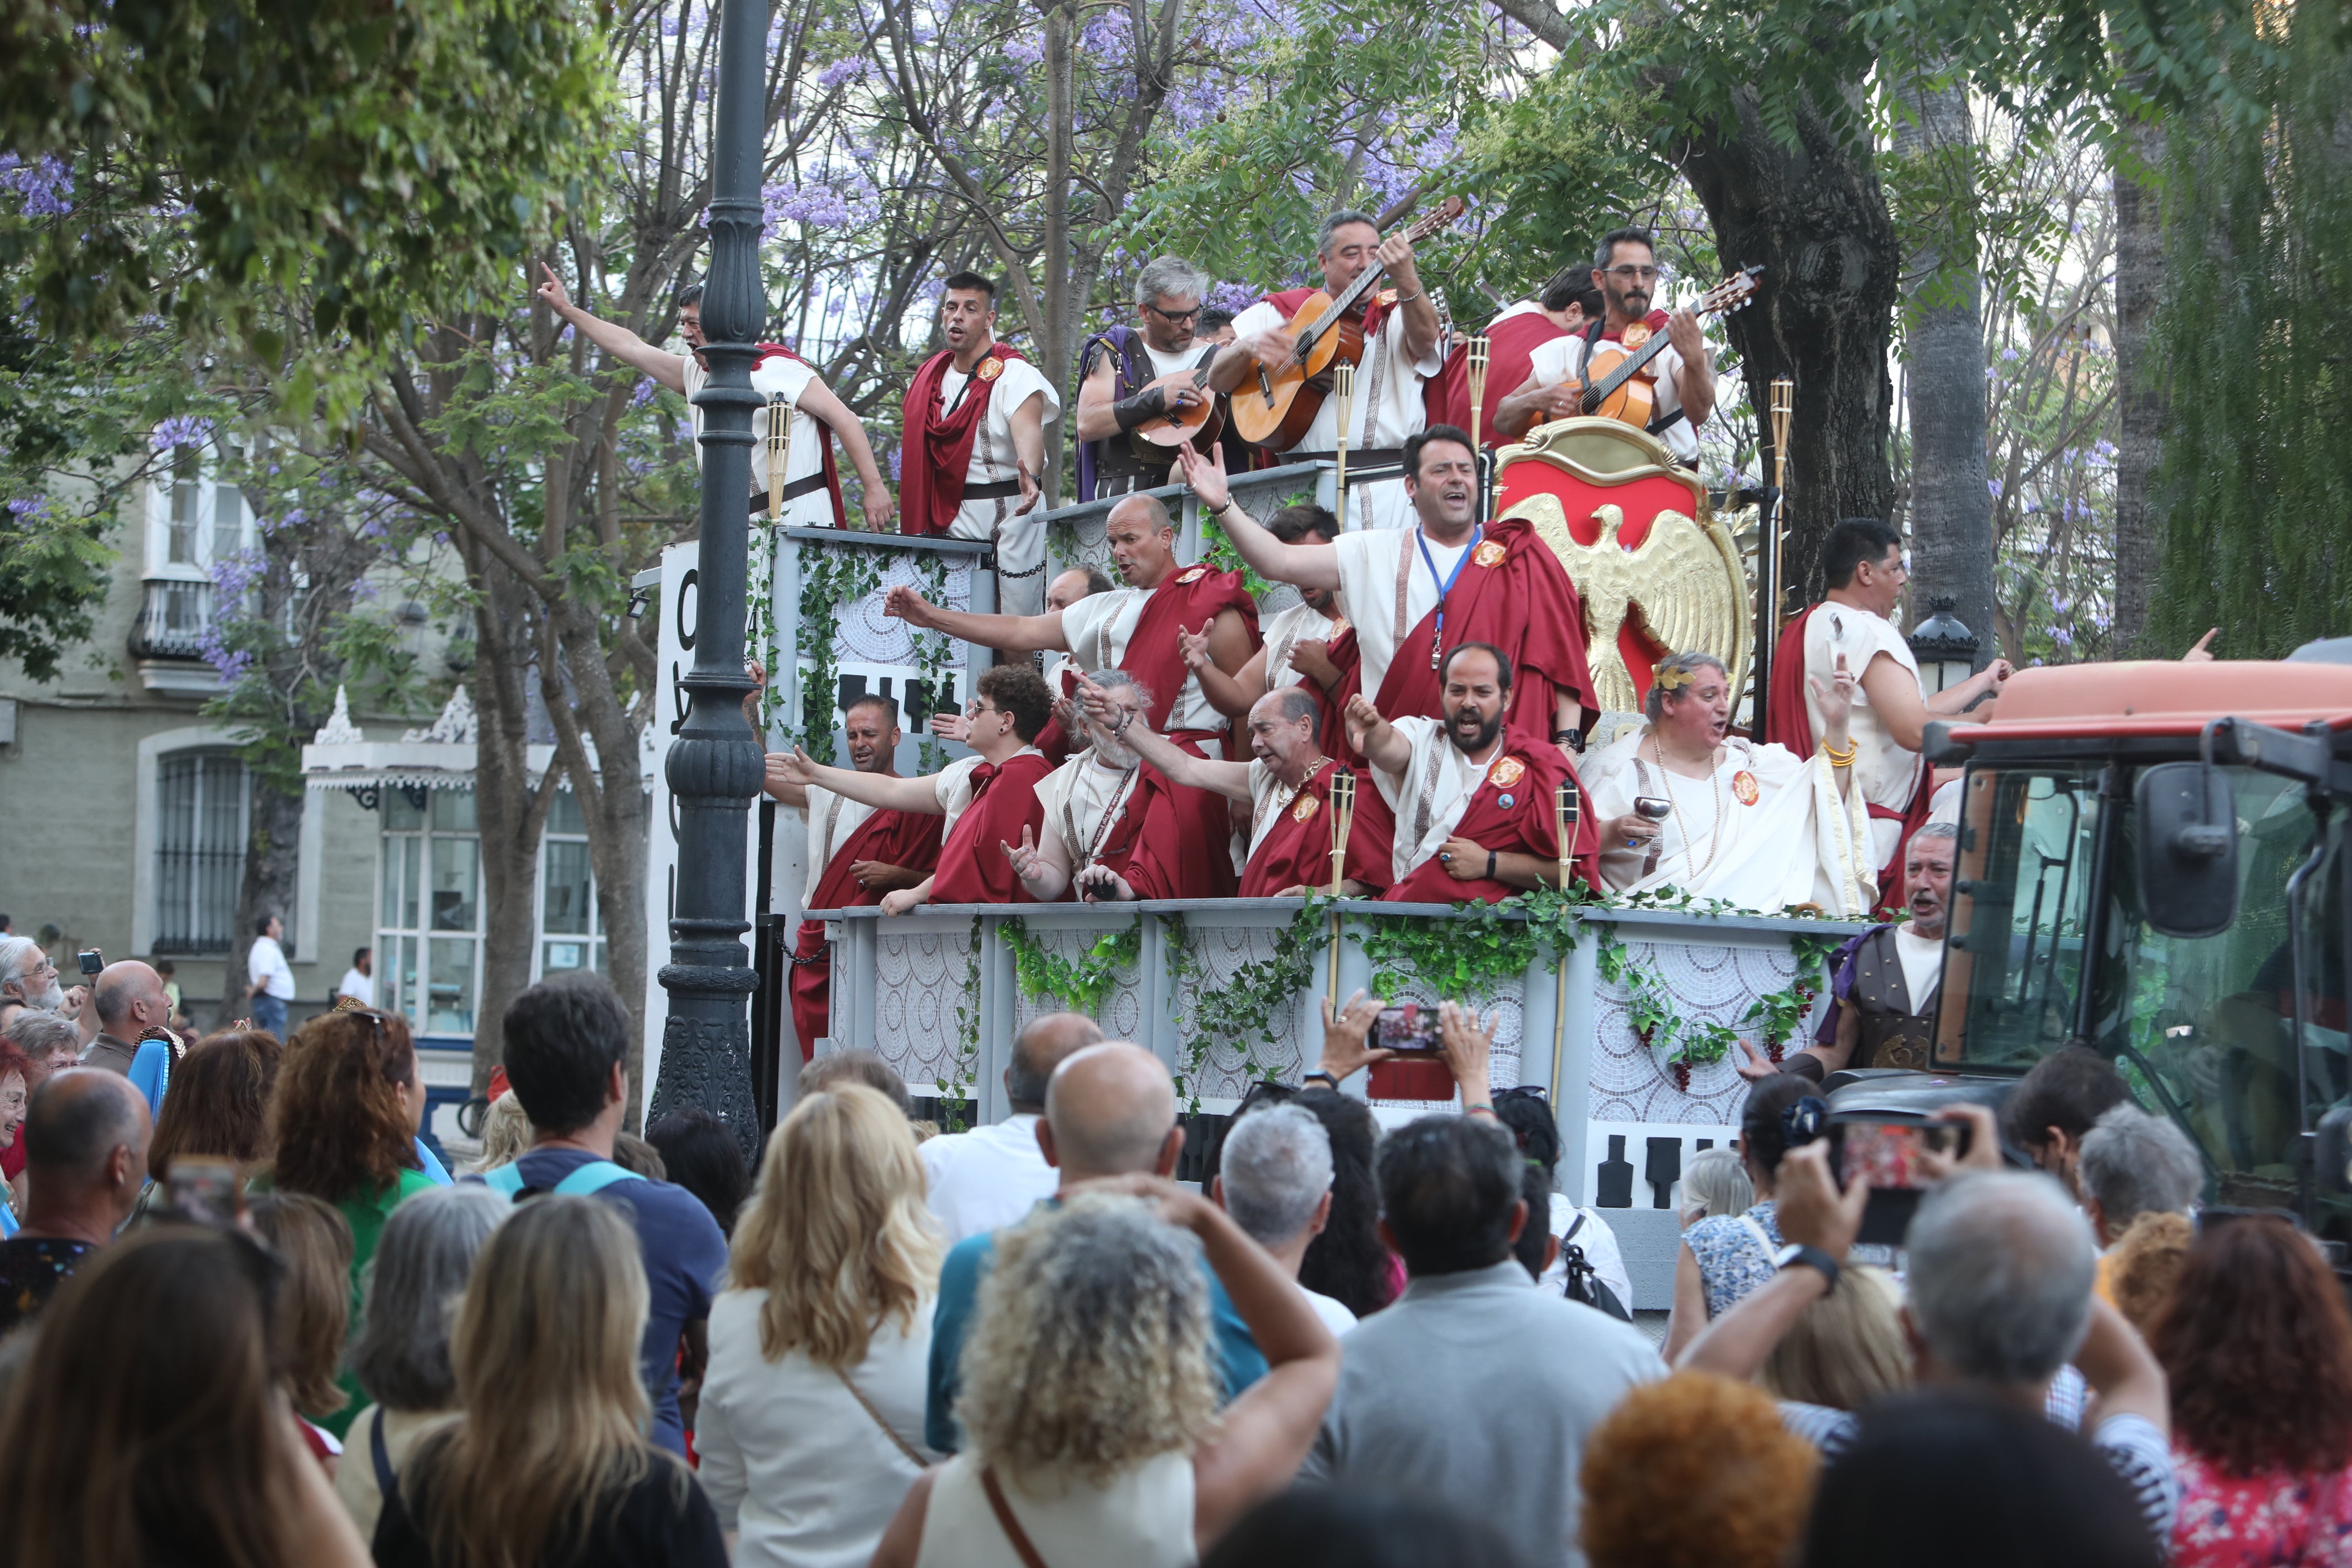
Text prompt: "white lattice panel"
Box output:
[[1008, 926, 1149, 1043], [1589, 937, 1800, 1124], [873, 927, 977, 1092], [1170, 922, 1311, 1102], [829, 554, 974, 669]]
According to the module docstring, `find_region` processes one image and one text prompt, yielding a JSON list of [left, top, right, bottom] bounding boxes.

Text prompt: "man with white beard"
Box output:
[[0, 938, 85, 1043], [998, 670, 1195, 902]]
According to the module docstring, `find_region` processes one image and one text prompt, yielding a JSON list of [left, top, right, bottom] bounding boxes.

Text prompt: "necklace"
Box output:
[[1652, 734, 1725, 881], [1254, 756, 1331, 838]]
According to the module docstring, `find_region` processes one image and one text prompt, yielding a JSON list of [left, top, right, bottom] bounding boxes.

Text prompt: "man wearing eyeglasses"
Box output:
[[1494, 226, 1717, 464], [1074, 256, 1221, 501]]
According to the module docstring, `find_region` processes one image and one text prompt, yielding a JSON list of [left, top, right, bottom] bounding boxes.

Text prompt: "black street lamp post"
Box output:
[[649, 0, 767, 1161]]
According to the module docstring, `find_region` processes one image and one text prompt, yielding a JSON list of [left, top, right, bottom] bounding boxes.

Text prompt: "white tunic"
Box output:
[[1259, 600, 1349, 693], [1526, 329, 1700, 464], [1579, 728, 1875, 916], [931, 747, 1046, 842], [1244, 758, 1321, 863], [801, 783, 879, 905], [682, 351, 834, 528], [1328, 526, 1474, 709], [1368, 714, 1508, 886], [935, 355, 1059, 589], [1034, 753, 1146, 874], [1804, 603, 1926, 865], [1057, 582, 1228, 741], [1232, 297, 1444, 533]]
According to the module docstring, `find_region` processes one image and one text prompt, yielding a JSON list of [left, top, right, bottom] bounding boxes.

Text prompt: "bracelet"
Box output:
[[1113, 710, 1133, 737], [1464, 1102, 1495, 1116], [1210, 499, 1237, 516], [1820, 738, 1857, 767], [1303, 1070, 1340, 1090], [1391, 288, 1426, 305]]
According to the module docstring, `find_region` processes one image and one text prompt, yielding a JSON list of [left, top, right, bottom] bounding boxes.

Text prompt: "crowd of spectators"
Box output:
[[2, 954, 2350, 1568]]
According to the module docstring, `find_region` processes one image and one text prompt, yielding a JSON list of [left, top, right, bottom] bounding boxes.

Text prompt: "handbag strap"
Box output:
[[833, 1367, 927, 1468], [979, 1465, 1053, 1568]]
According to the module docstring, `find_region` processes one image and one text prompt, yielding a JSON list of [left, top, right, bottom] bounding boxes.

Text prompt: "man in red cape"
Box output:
[[762, 694, 942, 1059], [898, 271, 1059, 613], [1069, 681, 1396, 899], [534, 267, 891, 530], [1178, 427, 1598, 762], [766, 665, 1057, 912], [1428, 276, 1598, 443], [883, 493, 1261, 896], [1760, 517, 2008, 914]]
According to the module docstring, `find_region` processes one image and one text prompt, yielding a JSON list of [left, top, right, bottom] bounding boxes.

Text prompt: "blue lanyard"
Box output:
[[1416, 527, 1482, 669]]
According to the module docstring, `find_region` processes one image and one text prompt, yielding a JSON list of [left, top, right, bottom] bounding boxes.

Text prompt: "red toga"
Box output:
[[1428, 308, 1572, 443], [1380, 727, 1601, 905], [1371, 517, 1599, 740], [929, 753, 1055, 905], [899, 342, 1026, 537], [791, 807, 943, 1060], [1761, 601, 1928, 917], [1239, 760, 1395, 897]]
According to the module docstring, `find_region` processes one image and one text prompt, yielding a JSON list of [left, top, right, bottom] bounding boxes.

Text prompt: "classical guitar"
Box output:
[[1573, 266, 1762, 430], [1228, 195, 1471, 450], [1126, 359, 1226, 454]]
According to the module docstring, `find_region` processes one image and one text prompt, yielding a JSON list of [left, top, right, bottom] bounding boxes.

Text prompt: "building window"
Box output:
[[154, 751, 247, 953], [538, 790, 607, 977]]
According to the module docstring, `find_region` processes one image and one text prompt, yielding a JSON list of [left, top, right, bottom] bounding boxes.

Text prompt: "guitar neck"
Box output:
[[1585, 326, 1675, 407], [1300, 264, 1391, 351]]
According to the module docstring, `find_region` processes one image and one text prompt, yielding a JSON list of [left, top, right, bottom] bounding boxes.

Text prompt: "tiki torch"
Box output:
[[1467, 332, 1491, 526], [1550, 776, 1580, 1096], [1334, 360, 1356, 534], [1326, 769, 1357, 1003], [766, 391, 793, 523], [1757, 377, 1794, 710]]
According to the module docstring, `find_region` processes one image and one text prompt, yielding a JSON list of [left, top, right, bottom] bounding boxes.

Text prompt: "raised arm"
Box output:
[[760, 752, 811, 810], [1678, 1142, 1866, 1379], [1001, 822, 1074, 903], [1177, 445, 1340, 591], [1343, 693, 1412, 776], [1858, 649, 2007, 752], [1076, 677, 1251, 801], [1179, 620, 1261, 721], [534, 263, 687, 394], [788, 374, 896, 531], [766, 747, 944, 816], [883, 584, 1069, 653]]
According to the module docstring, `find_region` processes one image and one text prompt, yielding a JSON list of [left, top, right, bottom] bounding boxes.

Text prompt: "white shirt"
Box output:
[[1259, 600, 1348, 693], [1541, 1192, 1636, 1310], [247, 935, 295, 1001], [1893, 922, 1944, 1008], [1232, 297, 1444, 454], [1304, 1285, 1359, 1337], [1330, 526, 1486, 709], [919, 1114, 1057, 1246], [1527, 329, 1700, 463], [930, 748, 1045, 843], [1368, 715, 1508, 886], [335, 967, 375, 1007], [1035, 752, 1146, 875], [696, 1288, 937, 1568], [682, 351, 835, 528], [1058, 582, 1229, 739], [1804, 602, 1926, 862], [802, 783, 880, 905]]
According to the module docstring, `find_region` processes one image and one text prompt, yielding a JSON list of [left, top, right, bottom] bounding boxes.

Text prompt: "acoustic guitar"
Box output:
[[1228, 196, 1471, 450], [1573, 266, 1763, 430], [1125, 359, 1226, 455]]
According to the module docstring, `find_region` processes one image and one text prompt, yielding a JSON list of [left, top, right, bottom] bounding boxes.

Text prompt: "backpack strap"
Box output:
[[479, 1164, 528, 1199], [369, 1408, 401, 1513], [552, 1160, 646, 1198]]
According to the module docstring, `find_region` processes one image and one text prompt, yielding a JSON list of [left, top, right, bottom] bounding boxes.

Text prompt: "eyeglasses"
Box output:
[[1145, 303, 1201, 324], [1602, 266, 1661, 281]]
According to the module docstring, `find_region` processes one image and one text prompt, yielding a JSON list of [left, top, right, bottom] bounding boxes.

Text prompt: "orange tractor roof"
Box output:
[[1947, 660, 2352, 744]]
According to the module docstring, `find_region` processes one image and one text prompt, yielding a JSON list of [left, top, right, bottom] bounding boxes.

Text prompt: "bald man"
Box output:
[[920, 1012, 1105, 1245], [82, 961, 170, 1077], [923, 1040, 1271, 1452], [0, 1070, 151, 1333]]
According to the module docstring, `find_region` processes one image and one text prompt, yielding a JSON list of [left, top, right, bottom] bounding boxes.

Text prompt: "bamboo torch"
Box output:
[[766, 391, 793, 522], [1467, 333, 1491, 527], [1760, 378, 1794, 698], [1326, 769, 1357, 1004], [1334, 359, 1356, 534], [1549, 777, 1580, 1096]]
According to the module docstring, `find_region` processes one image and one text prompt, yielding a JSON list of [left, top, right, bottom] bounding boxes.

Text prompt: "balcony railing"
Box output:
[[130, 578, 213, 662]]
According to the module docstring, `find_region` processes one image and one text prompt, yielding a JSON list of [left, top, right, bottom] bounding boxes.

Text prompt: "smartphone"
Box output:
[[1829, 1115, 1972, 1246], [165, 1155, 245, 1228], [1632, 797, 1672, 821], [1373, 1003, 1444, 1055], [77, 948, 103, 977]]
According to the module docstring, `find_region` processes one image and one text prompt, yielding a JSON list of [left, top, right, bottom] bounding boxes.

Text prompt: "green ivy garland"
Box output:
[[1000, 915, 1144, 1016], [909, 551, 957, 773], [790, 541, 886, 765], [748, 525, 784, 737], [1162, 900, 1329, 1112], [943, 914, 984, 1132]]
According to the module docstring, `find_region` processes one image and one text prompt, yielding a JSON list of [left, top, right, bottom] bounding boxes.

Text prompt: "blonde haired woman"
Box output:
[[371, 1196, 727, 1568], [872, 1180, 1340, 1567], [695, 1084, 943, 1568]]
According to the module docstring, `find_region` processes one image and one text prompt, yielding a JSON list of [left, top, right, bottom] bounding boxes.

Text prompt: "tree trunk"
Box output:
[[1893, 73, 1998, 665], [2110, 105, 2166, 653], [1039, 0, 1075, 503], [226, 780, 306, 1019], [1676, 85, 1903, 615], [464, 547, 550, 1096]]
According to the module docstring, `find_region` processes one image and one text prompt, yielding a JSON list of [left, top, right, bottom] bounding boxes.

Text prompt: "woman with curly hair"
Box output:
[[871, 1183, 1340, 1566], [1582, 1373, 1818, 1568], [261, 1006, 436, 1436], [2150, 1214, 2352, 1566]]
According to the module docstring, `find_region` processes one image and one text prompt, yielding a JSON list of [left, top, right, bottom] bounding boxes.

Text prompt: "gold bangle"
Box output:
[[1821, 739, 1857, 768]]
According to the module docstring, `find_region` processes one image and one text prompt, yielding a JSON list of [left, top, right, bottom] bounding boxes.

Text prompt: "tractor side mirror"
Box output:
[[2134, 761, 2239, 938]]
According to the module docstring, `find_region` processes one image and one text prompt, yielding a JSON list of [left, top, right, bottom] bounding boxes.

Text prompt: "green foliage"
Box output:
[[1163, 901, 1330, 1112], [0, 493, 114, 684], [2147, 5, 2352, 659], [1001, 916, 1144, 1016], [2, 0, 609, 397], [1356, 900, 1540, 1003], [790, 543, 887, 767], [945, 914, 985, 1132]]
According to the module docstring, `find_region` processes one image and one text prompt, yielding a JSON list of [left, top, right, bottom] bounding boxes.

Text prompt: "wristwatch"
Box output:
[[1774, 1242, 1840, 1294], [1485, 850, 1498, 880], [1302, 1070, 1341, 1090]]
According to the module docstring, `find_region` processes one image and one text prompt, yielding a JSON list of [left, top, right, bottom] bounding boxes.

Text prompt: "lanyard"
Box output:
[[1416, 527, 1482, 669]]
